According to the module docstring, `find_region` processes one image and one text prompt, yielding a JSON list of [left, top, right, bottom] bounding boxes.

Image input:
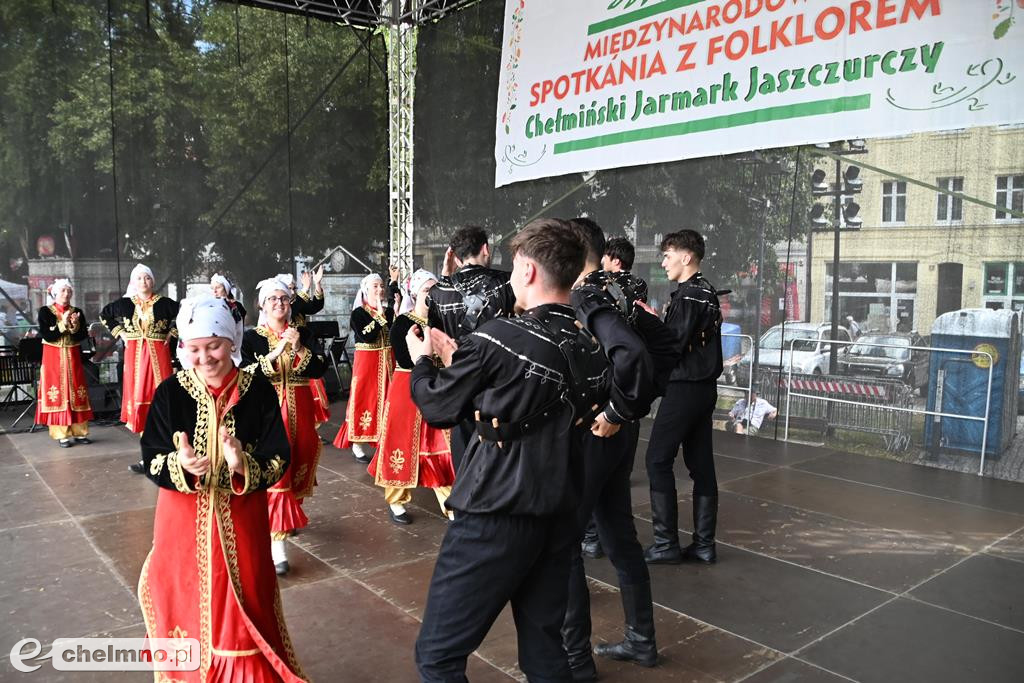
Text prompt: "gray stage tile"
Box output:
[[909, 553, 1024, 632], [801, 597, 1024, 683], [32, 452, 157, 518], [586, 521, 889, 653], [0, 521, 139, 653], [794, 450, 1024, 516], [986, 528, 1024, 564], [712, 490, 970, 592], [0, 464, 67, 530], [723, 469, 1024, 549], [281, 576, 514, 682], [742, 657, 850, 682], [11, 424, 141, 464], [78, 507, 154, 589]]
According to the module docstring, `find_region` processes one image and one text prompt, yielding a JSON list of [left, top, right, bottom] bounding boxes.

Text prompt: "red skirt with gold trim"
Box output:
[[268, 384, 321, 534], [139, 488, 306, 682], [310, 377, 330, 424], [122, 337, 173, 433], [35, 344, 93, 426], [367, 369, 454, 489], [334, 347, 394, 448]]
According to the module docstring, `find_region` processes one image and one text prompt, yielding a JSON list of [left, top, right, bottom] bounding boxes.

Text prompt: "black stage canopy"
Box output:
[[228, 0, 481, 27]]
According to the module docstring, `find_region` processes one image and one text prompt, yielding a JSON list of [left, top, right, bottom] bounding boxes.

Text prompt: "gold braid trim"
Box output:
[[292, 346, 311, 375], [167, 450, 197, 494], [149, 453, 168, 476], [195, 489, 212, 679], [215, 490, 243, 602]]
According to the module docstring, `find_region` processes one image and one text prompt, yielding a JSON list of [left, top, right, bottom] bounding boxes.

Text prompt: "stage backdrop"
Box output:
[[494, 0, 1023, 187]]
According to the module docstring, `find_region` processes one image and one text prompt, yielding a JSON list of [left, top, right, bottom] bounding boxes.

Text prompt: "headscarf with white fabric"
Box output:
[[175, 295, 243, 368], [352, 273, 383, 312], [46, 278, 73, 305], [399, 268, 439, 314], [256, 277, 293, 326], [210, 274, 232, 297], [124, 264, 156, 298]]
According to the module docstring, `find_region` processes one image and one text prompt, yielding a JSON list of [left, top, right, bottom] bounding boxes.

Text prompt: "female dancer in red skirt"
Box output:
[[139, 295, 306, 682], [243, 278, 326, 576], [333, 273, 394, 464], [36, 279, 94, 447], [368, 269, 455, 525], [101, 264, 179, 473]]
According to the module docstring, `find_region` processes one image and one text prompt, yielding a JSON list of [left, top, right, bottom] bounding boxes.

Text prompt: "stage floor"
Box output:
[[2, 405, 1023, 682]]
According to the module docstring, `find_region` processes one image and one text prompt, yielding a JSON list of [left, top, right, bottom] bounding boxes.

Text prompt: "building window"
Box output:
[[882, 181, 906, 224], [983, 262, 1024, 311], [825, 262, 917, 333], [936, 177, 963, 222], [995, 175, 1023, 220]]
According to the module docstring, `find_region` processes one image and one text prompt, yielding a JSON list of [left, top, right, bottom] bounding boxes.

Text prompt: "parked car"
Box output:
[[735, 322, 851, 385], [838, 332, 930, 393]]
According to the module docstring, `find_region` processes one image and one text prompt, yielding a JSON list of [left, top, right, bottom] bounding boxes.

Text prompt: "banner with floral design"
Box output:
[[494, 0, 1023, 187]]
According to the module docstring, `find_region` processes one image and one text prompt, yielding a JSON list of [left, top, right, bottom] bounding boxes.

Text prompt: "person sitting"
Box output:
[[727, 388, 777, 436]]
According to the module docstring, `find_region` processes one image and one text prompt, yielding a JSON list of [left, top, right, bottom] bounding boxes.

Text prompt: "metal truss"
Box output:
[[231, 0, 480, 27], [386, 16, 417, 277]]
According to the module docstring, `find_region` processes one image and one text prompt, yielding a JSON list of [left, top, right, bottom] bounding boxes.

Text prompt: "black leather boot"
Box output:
[[562, 563, 597, 682], [593, 582, 658, 667], [580, 519, 604, 559], [680, 495, 717, 564], [643, 491, 682, 564]]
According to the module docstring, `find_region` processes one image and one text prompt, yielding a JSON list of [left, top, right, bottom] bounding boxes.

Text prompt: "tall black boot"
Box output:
[[562, 558, 597, 682], [643, 491, 682, 564], [593, 582, 658, 667], [681, 495, 717, 564]]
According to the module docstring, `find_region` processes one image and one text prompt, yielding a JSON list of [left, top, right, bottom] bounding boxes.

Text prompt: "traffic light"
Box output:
[[811, 168, 829, 195], [843, 201, 862, 228], [843, 165, 862, 193], [810, 203, 829, 230]]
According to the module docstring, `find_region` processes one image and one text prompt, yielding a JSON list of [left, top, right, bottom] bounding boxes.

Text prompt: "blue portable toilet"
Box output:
[[721, 322, 742, 360], [926, 309, 1020, 458]]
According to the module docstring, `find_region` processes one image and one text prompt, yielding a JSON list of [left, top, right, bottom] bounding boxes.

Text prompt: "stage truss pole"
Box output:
[[385, 0, 417, 277]]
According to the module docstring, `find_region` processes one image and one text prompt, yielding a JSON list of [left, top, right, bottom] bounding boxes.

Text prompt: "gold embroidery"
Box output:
[[359, 410, 373, 431], [264, 455, 284, 486], [389, 449, 406, 474], [46, 385, 59, 403], [211, 647, 260, 657], [362, 321, 375, 334], [150, 453, 167, 476]]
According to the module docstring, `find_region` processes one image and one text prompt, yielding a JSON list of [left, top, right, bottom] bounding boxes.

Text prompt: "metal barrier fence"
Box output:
[[780, 338, 994, 476], [762, 368, 914, 452]]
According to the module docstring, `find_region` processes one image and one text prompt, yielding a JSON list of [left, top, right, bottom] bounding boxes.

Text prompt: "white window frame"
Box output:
[[982, 262, 1024, 311], [995, 174, 1024, 222], [825, 262, 918, 332], [881, 180, 907, 225], [936, 177, 964, 224]]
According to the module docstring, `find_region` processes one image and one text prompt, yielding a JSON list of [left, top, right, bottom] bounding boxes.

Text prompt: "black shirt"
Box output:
[[410, 303, 609, 516], [291, 291, 324, 328], [389, 312, 428, 370], [664, 272, 723, 383], [38, 305, 89, 346], [426, 264, 515, 340], [241, 326, 328, 381], [349, 306, 394, 347]]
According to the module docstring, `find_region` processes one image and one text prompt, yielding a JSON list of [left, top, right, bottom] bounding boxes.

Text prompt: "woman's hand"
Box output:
[[282, 327, 302, 352], [177, 432, 210, 477], [220, 426, 244, 476]]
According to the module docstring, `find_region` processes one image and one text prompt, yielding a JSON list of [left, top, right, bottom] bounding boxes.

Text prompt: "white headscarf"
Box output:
[[400, 269, 438, 314], [256, 277, 293, 326], [353, 273, 384, 311], [175, 295, 243, 369], [47, 278, 73, 305], [125, 264, 155, 298], [275, 273, 296, 290], [210, 274, 232, 297]]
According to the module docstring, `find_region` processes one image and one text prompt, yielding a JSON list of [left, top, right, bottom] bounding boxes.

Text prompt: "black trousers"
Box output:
[[565, 421, 650, 645], [645, 380, 718, 497], [415, 512, 576, 683]]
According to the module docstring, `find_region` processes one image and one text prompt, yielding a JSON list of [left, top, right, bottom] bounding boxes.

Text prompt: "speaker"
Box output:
[[87, 383, 121, 415]]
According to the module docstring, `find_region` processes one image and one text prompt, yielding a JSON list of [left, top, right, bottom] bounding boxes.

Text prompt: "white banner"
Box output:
[[494, 0, 1024, 187]]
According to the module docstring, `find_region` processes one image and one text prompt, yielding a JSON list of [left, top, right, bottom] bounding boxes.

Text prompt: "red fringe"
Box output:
[[332, 423, 351, 450], [267, 490, 308, 534]]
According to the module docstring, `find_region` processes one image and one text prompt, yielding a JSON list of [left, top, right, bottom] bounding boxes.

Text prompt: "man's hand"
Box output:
[[636, 300, 657, 317], [429, 328, 459, 367], [406, 324, 433, 364], [441, 248, 458, 277], [177, 432, 210, 477], [219, 426, 244, 476], [590, 413, 621, 438]]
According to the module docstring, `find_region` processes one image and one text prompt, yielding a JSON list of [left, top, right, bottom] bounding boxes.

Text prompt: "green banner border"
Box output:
[[588, 0, 709, 36], [553, 95, 872, 154]]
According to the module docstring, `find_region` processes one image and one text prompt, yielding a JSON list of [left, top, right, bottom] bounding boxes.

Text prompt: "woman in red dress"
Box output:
[[101, 264, 179, 466], [333, 274, 395, 463], [211, 273, 247, 326], [36, 279, 94, 447], [139, 296, 306, 682], [242, 278, 327, 576], [368, 269, 455, 525]]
